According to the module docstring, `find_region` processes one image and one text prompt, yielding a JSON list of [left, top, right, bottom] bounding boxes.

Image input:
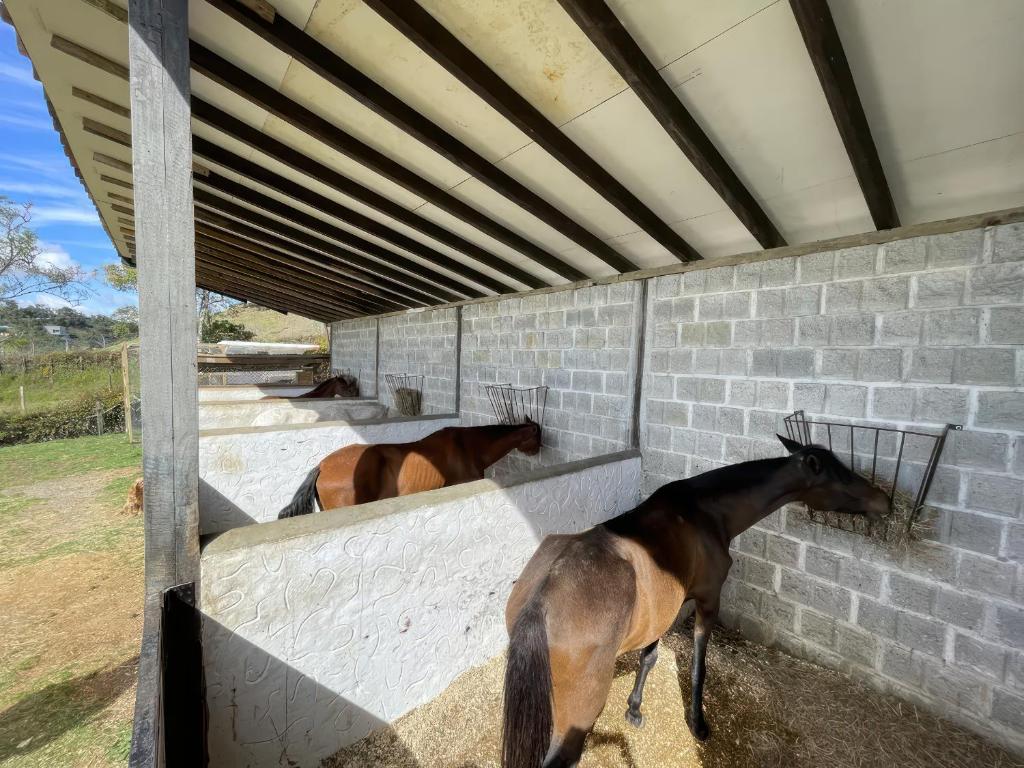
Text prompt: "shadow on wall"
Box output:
[[202, 619, 422, 768]]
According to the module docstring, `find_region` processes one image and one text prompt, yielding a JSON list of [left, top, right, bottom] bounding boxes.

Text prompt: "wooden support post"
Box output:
[[18, 385, 25, 414], [121, 343, 134, 443], [128, 0, 199, 600], [95, 400, 105, 436]]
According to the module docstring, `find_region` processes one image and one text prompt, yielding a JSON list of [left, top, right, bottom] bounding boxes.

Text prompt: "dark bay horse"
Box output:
[[260, 374, 358, 400], [502, 434, 890, 768], [278, 421, 542, 517]]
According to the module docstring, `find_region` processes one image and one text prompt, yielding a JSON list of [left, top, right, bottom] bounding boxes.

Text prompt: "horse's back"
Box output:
[[317, 443, 380, 508]]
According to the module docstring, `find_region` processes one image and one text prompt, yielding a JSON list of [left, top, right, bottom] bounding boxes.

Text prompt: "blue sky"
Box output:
[[0, 21, 136, 315]]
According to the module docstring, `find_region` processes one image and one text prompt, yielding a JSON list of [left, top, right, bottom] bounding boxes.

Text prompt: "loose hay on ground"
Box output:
[[327, 622, 1023, 768]]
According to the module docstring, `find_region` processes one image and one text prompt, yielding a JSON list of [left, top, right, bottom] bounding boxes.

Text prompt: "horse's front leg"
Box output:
[[688, 599, 718, 742], [625, 639, 659, 727]]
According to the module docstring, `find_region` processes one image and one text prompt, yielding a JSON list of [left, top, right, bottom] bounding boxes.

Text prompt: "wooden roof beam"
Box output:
[[189, 113, 509, 294], [194, 226, 409, 313], [364, 0, 701, 262], [192, 100, 518, 294], [789, 0, 899, 230], [193, 168, 482, 302], [189, 42, 580, 283], [196, 241, 376, 316], [556, 0, 786, 249], [193, 200, 446, 307], [205, 0, 637, 273]]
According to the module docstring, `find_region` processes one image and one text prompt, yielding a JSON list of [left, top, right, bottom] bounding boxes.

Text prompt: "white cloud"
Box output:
[[0, 180, 85, 200], [29, 205, 102, 227], [0, 61, 38, 87], [34, 242, 79, 271], [15, 293, 74, 310], [0, 112, 51, 131]]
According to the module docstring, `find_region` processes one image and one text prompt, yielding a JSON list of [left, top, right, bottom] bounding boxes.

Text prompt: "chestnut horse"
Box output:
[[278, 421, 541, 517], [502, 435, 890, 768], [260, 374, 358, 400]]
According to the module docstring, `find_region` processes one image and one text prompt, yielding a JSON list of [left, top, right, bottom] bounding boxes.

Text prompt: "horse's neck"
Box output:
[[467, 424, 528, 472], [684, 458, 806, 541]]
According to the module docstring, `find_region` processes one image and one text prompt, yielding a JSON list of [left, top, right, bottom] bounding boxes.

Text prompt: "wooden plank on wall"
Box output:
[[128, 0, 199, 603]]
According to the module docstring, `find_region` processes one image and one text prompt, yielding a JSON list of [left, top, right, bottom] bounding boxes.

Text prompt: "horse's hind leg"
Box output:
[[624, 639, 659, 727], [544, 652, 617, 768]]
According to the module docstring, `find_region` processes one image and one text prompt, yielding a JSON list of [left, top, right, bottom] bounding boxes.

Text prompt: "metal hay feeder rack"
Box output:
[[384, 373, 424, 416], [783, 410, 961, 536], [485, 383, 548, 428]]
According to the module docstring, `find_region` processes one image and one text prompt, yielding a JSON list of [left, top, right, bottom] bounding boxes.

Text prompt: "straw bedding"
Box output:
[[326, 621, 1021, 768]]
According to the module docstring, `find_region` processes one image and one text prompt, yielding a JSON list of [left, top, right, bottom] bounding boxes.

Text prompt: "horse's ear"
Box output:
[[777, 433, 803, 454]]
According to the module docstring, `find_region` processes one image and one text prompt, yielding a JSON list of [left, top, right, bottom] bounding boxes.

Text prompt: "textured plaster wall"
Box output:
[[200, 452, 642, 768], [640, 223, 1024, 751], [198, 399, 386, 429], [378, 307, 458, 415], [198, 415, 460, 534], [197, 384, 313, 401], [460, 281, 642, 477], [330, 317, 378, 397]]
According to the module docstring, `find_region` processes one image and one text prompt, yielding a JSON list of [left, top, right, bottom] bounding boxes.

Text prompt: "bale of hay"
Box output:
[[393, 387, 422, 416], [798, 478, 932, 549], [122, 477, 143, 516]]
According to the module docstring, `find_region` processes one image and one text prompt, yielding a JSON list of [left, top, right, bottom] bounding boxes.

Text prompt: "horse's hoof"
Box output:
[[687, 713, 710, 742], [624, 708, 644, 728]]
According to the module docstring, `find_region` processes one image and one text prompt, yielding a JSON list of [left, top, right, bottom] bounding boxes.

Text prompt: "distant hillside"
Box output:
[[219, 305, 327, 346]]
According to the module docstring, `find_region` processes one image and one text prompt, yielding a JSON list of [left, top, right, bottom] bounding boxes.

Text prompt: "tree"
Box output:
[[200, 317, 254, 343], [103, 262, 138, 293], [1, 197, 91, 303], [111, 305, 139, 339]]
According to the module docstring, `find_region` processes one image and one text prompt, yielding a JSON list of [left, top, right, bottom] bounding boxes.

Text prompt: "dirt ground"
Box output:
[[0, 435, 143, 768], [329, 622, 1024, 768]]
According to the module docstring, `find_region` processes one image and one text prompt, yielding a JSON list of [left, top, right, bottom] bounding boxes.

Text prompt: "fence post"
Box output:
[[121, 344, 134, 443], [19, 385, 25, 414], [95, 401, 105, 436]]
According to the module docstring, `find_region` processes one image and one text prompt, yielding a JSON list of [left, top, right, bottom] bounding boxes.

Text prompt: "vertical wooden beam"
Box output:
[[789, 0, 900, 230], [128, 0, 198, 598]]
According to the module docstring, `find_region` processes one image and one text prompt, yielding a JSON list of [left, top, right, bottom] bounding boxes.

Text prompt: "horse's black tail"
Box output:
[[502, 598, 553, 768], [277, 465, 320, 519]]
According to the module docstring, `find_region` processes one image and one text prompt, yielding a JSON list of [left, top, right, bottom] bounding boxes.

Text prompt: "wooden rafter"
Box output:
[[194, 224, 410, 311], [193, 201, 449, 306], [189, 119, 516, 294], [191, 99, 532, 292], [195, 167, 491, 301], [205, 0, 637, 273], [789, 0, 899, 230], [364, 0, 701, 262], [556, 0, 786, 249], [189, 42, 583, 283]]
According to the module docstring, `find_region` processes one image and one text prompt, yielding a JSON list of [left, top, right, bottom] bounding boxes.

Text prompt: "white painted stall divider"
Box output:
[[198, 414, 460, 534], [200, 451, 642, 768], [197, 384, 318, 401], [198, 398, 386, 429]]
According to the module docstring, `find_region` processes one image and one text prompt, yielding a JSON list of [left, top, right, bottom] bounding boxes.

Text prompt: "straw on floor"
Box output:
[[326, 621, 1021, 768]]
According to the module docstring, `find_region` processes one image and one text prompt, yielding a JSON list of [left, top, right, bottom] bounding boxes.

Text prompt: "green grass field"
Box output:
[[0, 365, 123, 417], [0, 435, 143, 767]]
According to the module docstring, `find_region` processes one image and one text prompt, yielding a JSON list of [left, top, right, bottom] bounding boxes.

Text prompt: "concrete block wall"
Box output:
[[640, 223, 1024, 750], [329, 317, 377, 397], [460, 282, 642, 476], [378, 307, 458, 414]]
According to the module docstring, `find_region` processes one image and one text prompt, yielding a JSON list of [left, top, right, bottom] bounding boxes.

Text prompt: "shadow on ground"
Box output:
[[0, 656, 137, 762]]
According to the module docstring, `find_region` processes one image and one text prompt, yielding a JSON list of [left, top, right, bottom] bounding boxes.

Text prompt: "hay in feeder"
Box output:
[[799, 477, 932, 549], [393, 387, 422, 416]]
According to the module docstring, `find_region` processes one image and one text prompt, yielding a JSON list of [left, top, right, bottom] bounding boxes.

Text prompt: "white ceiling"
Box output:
[[4, 0, 1023, 317]]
